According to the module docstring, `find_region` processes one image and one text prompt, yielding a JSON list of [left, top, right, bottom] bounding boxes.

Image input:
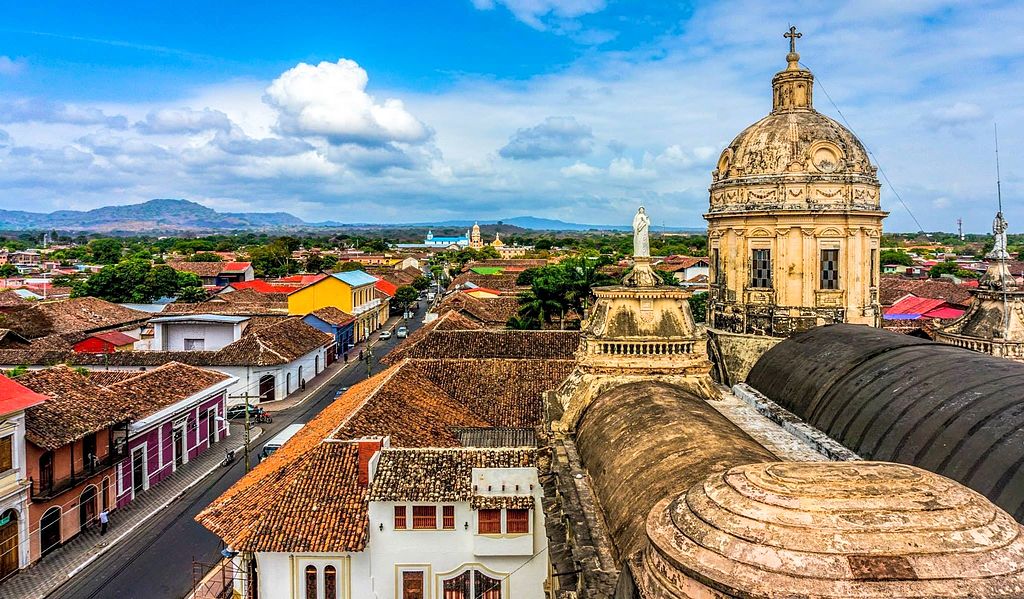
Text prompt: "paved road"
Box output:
[[47, 316, 423, 599]]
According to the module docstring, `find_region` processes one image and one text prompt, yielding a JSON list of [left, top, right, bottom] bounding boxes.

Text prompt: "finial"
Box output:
[[784, 25, 802, 67]]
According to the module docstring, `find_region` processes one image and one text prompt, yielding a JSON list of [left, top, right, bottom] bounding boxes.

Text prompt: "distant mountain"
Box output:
[[0, 199, 705, 233], [0, 199, 305, 232]]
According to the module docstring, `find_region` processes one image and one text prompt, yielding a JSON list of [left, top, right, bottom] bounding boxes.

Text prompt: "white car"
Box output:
[[378, 330, 392, 340], [396, 326, 408, 338]]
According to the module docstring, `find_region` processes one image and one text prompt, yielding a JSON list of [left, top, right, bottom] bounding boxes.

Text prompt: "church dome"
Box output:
[[709, 30, 881, 212], [639, 461, 1024, 597]]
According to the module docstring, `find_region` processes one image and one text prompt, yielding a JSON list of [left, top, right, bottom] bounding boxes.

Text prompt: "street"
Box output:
[[46, 315, 423, 599]]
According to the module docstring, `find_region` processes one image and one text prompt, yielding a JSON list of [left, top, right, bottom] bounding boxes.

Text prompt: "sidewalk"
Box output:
[[0, 423, 262, 599], [260, 314, 408, 413]]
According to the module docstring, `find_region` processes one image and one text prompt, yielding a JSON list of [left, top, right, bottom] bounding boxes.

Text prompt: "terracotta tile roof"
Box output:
[[0, 290, 29, 308], [367, 448, 536, 502], [464, 259, 547, 272], [308, 307, 355, 327], [432, 311, 484, 331], [0, 297, 149, 339], [384, 329, 580, 364], [470, 495, 535, 510], [221, 262, 252, 273], [879, 277, 974, 307], [105, 361, 230, 420], [0, 329, 31, 349], [225, 280, 295, 293], [18, 367, 130, 449], [0, 316, 330, 368], [166, 261, 226, 277], [436, 293, 520, 326], [447, 271, 521, 293], [85, 370, 144, 385], [88, 331, 138, 346], [453, 427, 538, 448], [656, 256, 709, 272]]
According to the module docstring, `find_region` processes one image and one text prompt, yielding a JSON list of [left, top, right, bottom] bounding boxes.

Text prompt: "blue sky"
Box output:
[[0, 0, 1022, 231]]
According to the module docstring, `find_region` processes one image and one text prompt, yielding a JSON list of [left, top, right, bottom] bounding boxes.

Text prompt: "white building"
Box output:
[[0, 377, 47, 581], [148, 314, 251, 351]]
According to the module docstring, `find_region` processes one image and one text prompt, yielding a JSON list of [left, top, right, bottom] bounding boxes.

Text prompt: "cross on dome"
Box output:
[[784, 25, 802, 53]]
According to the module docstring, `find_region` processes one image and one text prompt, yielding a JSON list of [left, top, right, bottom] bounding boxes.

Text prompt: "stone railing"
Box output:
[[590, 340, 696, 356], [934, 330, 1024, 359]]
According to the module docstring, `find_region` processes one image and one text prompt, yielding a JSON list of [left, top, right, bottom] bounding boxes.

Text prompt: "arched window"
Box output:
[[0, 508, 19, 580], [324, 565, 337, 599], [315, 355, 320, 374], [286, 373, 291, 394], [304, 565, 317, 599], [258, 375, 275, 402], [298, 365, 304, 383], [40, 507, 61, 556]]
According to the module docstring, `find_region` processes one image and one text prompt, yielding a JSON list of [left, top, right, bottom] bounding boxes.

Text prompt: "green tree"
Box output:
[[305, 253, 338, 273], [335, 261, 363, 272], [74, 260, 201, 303], [89, 238, 123, 264], [880, 249, 914, 266], [928, 261, 960, 279], [687, 293, 708, 324], [0, 264, 18, 278], [176, 286, 209, 303], [360, 239, 388, 253], [247, 240, 296, 277], [394, 285, 419, 311], [411, 275, 431, 291], [188, 252, 223, 262]]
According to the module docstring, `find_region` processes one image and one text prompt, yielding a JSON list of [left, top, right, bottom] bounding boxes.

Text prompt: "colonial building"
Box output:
[[705, 28, 886, 384], [0, 377, 46, 580], [287, 271, 388, 342], [469, 222, 483, 249]]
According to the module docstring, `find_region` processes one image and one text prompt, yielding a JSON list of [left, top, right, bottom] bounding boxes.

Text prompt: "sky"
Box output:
[[0, 0, 1021, 232]]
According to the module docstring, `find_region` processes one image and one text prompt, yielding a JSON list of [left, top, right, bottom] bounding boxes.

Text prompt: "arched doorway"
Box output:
[[79, 485, 97, 532], [258, 375, 275, 402], [0, 509, 18, 580], [40, 507, 61, 557], [314, 355, 320, 374], [286, 373, 291, 394], [298, 365, 304, 385]]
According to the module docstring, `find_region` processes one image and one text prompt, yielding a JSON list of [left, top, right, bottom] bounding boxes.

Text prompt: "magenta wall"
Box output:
[[114, 391, 227, 509]]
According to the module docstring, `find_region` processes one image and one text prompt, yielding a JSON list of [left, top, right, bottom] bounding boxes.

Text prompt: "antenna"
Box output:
[[996, 123, 1003, 213], [957, 218, 963, 241]]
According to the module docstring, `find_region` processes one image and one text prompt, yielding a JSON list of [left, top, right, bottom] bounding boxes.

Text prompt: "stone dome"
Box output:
[[714, 109, 876, 183], [638, 461, 1024, 597]]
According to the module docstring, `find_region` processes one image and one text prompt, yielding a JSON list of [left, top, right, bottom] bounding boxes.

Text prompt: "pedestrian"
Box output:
[[99, 509, 109, 536], [359, 349, 364, 361], [343, 352, 348, 363]]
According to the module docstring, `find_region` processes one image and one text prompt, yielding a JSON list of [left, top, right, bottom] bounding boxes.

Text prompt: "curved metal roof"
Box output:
[[747, 323, 1024, 521]]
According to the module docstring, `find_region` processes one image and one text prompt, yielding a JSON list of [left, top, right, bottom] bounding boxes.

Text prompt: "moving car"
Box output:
[[396, 326, 408, 338], [260, 423, 304, 460], [379, 330, 392, 340], [226, 404, 266, 420]]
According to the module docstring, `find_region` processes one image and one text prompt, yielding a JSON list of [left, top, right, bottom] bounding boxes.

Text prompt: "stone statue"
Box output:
[[989, 211, 1010, 260], [633, 207, 651, 258]]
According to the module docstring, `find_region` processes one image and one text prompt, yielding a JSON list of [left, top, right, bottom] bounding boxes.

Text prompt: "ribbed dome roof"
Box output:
[[643, 461, 1024, 597], [716, 109, 875, 180]]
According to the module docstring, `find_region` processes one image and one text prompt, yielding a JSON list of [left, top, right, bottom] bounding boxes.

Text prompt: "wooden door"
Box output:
[[132, 448, 145, 495], [402, 571, 424, 599], [173, 429, 184, 467], [0, 510, 18, 580], [40, 508, 61, 556], [79, 486, 96, 531]]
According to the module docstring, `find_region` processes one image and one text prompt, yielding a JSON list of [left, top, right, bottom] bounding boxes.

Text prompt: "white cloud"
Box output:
[[499, 116, 593, 159], [0, 56, 25, 76], [137, 108, 233, 134], [471, 0, 606, 30], [561, 161, 601, 177], [264, 59, 430, 146], [0, 99, 127, 128]]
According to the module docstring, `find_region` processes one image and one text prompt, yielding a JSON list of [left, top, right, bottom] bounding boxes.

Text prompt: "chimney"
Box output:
[[356, 437, 383, 486]]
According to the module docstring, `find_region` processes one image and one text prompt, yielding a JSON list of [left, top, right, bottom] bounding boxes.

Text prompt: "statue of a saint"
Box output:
[[633, 207, 651, 258], [988, 211, 1010, 260]]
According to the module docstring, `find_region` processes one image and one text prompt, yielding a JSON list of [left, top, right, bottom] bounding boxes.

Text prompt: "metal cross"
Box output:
[[784, 26, 802, 53]]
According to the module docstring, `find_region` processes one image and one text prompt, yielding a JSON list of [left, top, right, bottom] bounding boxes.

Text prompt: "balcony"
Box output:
[[31, 450, 124, 501], [352, 297, 383, 316]]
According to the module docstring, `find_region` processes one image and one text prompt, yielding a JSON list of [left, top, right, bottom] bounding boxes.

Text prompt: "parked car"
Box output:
[[260, 423, 304, 460], [396, 326, 408, 338], [379, 330, 392, 340], [227, 404, 266, 420]]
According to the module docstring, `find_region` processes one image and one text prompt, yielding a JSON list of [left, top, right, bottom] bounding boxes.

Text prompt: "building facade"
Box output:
[[0, 378, 46, 580], [705, 30, 886, 383]]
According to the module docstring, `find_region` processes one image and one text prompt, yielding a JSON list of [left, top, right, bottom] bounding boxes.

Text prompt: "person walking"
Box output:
[[99, 509, 109, 536], [343, 352, 348, 363]]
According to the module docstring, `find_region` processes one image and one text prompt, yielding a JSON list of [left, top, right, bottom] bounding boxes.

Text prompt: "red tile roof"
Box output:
[[0, 375, 47, 416], [221, 262, 252, 273], [18, 367, 131, 449], [89, 331, 138, 346], [227, 280, 295, 293], [374, 279, 397, 297]]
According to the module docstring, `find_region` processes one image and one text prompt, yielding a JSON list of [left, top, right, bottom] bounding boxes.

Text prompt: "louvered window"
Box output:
[[506, 509, 529, 534], [478, 509, 501, 534], [442, 505, 455, 529], [394, 505, 407, 529], [413, 505, 436, 529]]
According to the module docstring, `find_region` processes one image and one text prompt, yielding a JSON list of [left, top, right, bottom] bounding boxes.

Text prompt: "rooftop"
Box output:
[[18, 367, 131, 449], [0, 297, 150, 340], [368, 447, 536, 502], [0, 375, 47, 416], [330, 270, 378, 288]]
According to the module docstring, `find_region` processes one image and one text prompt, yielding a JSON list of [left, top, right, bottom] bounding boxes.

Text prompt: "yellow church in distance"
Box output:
[[705, 27, 887, 384]]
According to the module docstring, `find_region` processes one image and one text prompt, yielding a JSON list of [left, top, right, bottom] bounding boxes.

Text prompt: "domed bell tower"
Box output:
[[705, 28, 887, 384]]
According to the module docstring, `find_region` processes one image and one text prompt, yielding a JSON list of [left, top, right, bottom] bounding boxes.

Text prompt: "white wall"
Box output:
[[0, 411, 32, 570], [158, 322, 239, 351]]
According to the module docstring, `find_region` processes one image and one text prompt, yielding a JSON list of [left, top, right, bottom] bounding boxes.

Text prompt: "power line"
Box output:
[[806, 64, 927, 234]]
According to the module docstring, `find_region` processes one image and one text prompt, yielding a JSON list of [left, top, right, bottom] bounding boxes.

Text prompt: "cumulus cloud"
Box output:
[[137, 108, 233, 134], [471, 0, 606, 30], [264, 59, 430, 146], [560, 161, 601, 177], [499, 116, 593, 160], [0, 56, 25, 76], [927, 102, 988, 129], [210, 128, 313, 157], [0, 99, 127, 128]]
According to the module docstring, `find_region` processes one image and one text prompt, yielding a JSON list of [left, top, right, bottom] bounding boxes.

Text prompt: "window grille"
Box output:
[[750, 249, 772, 288], [820, 249, 840, 289]]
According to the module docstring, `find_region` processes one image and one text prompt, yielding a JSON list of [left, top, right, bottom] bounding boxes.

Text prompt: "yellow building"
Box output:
[[469, 222, 483, 249], [706, 28, 886, 383], [287, 271, 387, 342]]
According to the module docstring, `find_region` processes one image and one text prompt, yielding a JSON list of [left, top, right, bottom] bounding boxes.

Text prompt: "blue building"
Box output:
[[302, 307, 356, 362]]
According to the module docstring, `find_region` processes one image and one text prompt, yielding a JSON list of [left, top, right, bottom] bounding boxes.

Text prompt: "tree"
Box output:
[[928, 261, 961, 279], [880, 249, 914, 266], [177, 286, 209, 303], [247, 240, 296, 278], [411, 275, 431, 291], [360, 239, 388, 253], [335, 261, 363, 272], [0, 264, 18, 278], [74, 260, 201, 303], [89, 239, 123, 264], [188, 252, 223, 262], [305, 253, 338, 273], [687, 293, 708, 323], [395, 285, 419, 311]]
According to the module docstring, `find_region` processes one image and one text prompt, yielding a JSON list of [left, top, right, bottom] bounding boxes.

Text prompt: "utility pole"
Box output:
[[229, 392, 263, 473]]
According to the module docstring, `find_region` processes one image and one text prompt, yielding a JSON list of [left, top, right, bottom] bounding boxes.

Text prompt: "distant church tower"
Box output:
[[705, 28, 887, 383], [470, 222, 483, 249]]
